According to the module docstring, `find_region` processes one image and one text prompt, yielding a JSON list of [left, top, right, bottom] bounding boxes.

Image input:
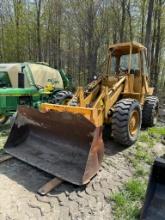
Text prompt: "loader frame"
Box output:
[[40, 42, 154, 127]]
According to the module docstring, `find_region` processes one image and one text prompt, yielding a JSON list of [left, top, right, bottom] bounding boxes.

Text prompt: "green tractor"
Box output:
[[0, 62, 72, 125]]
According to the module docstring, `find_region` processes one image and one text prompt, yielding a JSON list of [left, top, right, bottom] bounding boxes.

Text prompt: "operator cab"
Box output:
[[108, 42, 148, 76], [103, 42, 150, 95]]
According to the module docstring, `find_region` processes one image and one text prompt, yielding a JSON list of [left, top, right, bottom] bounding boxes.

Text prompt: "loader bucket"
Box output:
[[4, 106, 104, 185], [141, 155, 165, 220]]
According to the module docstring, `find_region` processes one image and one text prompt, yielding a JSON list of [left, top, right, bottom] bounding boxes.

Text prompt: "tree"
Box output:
[[145, 0, 154, 67], [34, 0, 42, 61], [0, 0, 164, 89]]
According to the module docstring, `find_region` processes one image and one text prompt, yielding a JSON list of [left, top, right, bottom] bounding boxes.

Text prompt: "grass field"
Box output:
[[110, 125, 165, 220]]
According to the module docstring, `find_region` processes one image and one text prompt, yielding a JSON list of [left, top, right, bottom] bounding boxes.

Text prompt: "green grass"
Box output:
[[138, 132, 155, 147], [148, 127, 165, 136], [135, 148, 153, 165], [128, 143, 154, 169], [138, 126, 165, 147], [139, 132, 150, 142], [125, 180, 146, 200], [111, 179, 146, 220], [111, 125, 163, 219], [134, 165, 148, 177]]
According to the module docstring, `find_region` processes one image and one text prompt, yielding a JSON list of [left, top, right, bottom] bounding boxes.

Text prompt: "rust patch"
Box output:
[[4, 106, 104, 185]]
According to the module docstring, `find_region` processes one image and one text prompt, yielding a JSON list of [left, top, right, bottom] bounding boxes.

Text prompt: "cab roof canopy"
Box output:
[[109, 41, 146, 56]]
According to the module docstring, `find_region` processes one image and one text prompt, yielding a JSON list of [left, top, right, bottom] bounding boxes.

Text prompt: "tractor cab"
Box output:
[[108, 41, 148, 76], [105, 42, 153, 103]]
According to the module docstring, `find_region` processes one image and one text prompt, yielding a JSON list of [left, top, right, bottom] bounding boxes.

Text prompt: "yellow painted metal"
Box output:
[[108, 76, 126, 93], [105, 85, 124, 118], [109, 42, 146, 55], [84, 85, 100, 105], [79, 87, 85, 107], [40, 103, 104, 127], [40, 42, 154, 129], [129, 109, 140, 136], [128, 43, 132, 74], [40, 75, 126, 127], [148, 87, 154, 95], [93, 87, 105, 109]]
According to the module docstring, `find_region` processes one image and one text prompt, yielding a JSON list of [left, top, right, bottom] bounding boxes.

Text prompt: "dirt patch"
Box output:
[[0, 121, 164, 220], [0, 132, 134, 220]]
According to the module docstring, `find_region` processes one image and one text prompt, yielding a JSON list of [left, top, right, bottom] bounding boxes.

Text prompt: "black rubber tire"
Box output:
[[112, 99, 142, 146], [51, 90, 73, 104], [142, 96, 159, 127]]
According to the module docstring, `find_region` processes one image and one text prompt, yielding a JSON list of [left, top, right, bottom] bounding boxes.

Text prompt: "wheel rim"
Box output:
[[129, 110, 140, 137], [0, 114, 6, 123]]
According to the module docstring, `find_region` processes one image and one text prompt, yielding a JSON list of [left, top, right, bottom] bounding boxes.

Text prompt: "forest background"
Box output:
[[0, 0, 164, 89]]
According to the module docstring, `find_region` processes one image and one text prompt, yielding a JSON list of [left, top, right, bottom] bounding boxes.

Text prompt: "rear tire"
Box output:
[[142, 96, 159, 127], [51, 90, 73, 104], [112, 99, 142, 146]]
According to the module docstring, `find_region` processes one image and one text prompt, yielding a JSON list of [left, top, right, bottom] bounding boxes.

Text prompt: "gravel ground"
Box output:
[[0, 103, 164, 220], [0, 130, 135, 220]]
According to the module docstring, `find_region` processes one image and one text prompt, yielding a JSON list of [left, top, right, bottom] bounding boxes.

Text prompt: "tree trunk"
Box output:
[[78, 33, 86, 74], [120, 0, 126, 42], [140, 0, 146, 44], [86, 1, 95, 80], [154, 0, 161, 89], [127, 0, 133, 41], [145, 0, 154, 68], [13, 0, 22, 61], [0, 8, 4, 61], [150, 6, 157, 84], [57, 7, 62, 69], [35, 0, 42, 61]]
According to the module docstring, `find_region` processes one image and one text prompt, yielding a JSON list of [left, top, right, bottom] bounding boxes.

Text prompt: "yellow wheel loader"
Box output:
[[4, 42, 159, 185]]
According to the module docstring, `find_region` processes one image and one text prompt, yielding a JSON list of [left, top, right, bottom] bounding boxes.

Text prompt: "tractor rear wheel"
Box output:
[[51, 90, 73, 104], [142, 96, 159, 127], [112, 99, 142, 146], [0, 114, 9, 125]]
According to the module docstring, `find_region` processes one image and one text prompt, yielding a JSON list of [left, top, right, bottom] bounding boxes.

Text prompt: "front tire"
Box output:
[[112, 99, 142, 146], [142, 96, 159, 127]]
